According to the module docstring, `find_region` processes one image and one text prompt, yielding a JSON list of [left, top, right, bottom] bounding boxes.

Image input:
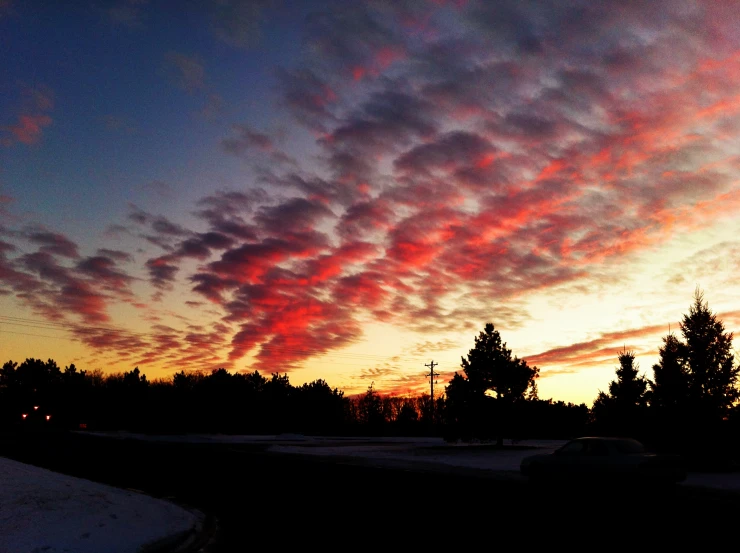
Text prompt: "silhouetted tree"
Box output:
[[461, 323, 539, 400], [397, 400, 419, 426], [444, 373, 482, 441], [356, 384, 385, 431], [680, 289, 738, 422], [263, 373, 293, 432], [516, 399, 589, 439], [172, 370, 193, 391], [648, 332, 688, 415], [415, 394, 434, 426], [1, 360, 18, 385], [126, 367, 148, 392], [453, 323, 539, 444], [644, 291, 740, 461], [294, 379, 346, 434], [592, 349, 648, 437]]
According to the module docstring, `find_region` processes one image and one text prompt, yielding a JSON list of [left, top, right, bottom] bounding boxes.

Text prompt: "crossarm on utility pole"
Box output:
[[424, 360, 440, 400]]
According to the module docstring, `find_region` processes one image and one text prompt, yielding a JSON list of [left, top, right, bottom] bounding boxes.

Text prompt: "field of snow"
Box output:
[[83, 431, 740, 492], [3, 432, 740, 553], [0, 456, 201, 553]]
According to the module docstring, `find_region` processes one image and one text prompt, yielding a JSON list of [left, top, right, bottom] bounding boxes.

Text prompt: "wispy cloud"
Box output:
[[525, 323, 675, 374]]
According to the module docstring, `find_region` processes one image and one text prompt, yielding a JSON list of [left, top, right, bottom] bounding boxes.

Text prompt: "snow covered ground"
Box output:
[[4, 433, 739, 552], [0, 456, 201, 553], [269, 439, 565, 473], [85, 431, 740, 492], [84, 430, 448, 445]]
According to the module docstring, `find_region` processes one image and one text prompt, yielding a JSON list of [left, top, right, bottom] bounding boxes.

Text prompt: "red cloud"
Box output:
[[4, 114, 52, 145], [226, 296, 362, 370], [332, 271, 391, 310], [2, 86, 54, 146], [525, 323, 673, 372]]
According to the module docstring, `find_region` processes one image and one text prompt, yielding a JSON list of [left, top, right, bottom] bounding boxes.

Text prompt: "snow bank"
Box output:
[[0, 456, 199, 553]]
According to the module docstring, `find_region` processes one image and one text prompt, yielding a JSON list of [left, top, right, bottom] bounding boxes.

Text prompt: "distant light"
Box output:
[[79, 423, 87, 429], [22, 414, 27, 419], [45, 415, 51, 421], [33, 406, 39, 410]]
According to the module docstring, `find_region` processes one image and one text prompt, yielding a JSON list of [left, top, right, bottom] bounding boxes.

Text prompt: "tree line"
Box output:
[[0, 360, 453, 436], [0, 360, 586, 438], [1, 289, 738, 463]]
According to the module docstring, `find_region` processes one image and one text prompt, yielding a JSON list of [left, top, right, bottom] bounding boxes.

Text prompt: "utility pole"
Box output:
[[424, 360, 440, 424], [424, 360, 439, 401]]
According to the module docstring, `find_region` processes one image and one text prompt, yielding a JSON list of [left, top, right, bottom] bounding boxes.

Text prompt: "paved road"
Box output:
[[2, 431, 738, 549]]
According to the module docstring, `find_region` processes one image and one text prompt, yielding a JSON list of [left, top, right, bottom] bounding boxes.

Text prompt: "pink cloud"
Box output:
[[1, 86, 54, 146], [4, 114, 52, 145], [525, 323, 673, 372]]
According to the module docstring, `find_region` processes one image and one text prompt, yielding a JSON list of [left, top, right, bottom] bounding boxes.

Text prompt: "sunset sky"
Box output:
[[2, 0, 740, 405]]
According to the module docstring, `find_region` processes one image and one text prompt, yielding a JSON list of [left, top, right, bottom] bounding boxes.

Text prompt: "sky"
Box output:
[[2, 0, 740, 405]]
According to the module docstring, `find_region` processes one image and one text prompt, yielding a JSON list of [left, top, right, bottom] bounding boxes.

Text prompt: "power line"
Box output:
[[0, 329, 68, 340]]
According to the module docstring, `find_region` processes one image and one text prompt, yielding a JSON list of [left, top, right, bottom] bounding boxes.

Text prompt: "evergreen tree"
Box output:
[[592, 349, 648, 436], [444, 372, 475, 439], [356, 383, 384, 429], [460, 323, 539, 401], [609, 349, 648, 408], [455, 322, 539, 444], [679, 289, 738, 421], [649, 333, 687, 411]]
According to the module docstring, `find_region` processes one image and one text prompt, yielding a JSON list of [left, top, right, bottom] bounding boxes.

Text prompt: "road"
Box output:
[[2, 431, 739, 549]]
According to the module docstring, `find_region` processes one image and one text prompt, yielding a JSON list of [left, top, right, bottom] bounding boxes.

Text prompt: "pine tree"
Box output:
[[609, 349, 648, 408], [456, 322, 539, 444], [460, 322, 539, 401], [592, 349, 648, 436], [649, 333, 687, 411], [680, 288, 738, 420]]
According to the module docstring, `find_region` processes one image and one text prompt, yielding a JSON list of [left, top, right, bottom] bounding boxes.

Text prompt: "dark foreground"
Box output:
[[2, 431, 739, 550]]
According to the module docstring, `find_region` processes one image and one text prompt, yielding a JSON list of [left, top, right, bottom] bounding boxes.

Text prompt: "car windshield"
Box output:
[[612, 439, 645, 454], [557, 440, 586, 454]]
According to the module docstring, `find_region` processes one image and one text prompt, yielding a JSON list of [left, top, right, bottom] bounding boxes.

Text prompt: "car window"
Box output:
[[613, 439, 645, 454], [586, 440, 610, 456], [557, 440, 586, 455]]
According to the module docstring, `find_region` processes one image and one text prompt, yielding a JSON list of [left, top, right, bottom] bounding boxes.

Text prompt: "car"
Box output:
[[520, 437, 686, 485]]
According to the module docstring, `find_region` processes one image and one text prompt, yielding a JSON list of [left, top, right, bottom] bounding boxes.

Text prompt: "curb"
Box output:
[[138, 505, 218, 553]]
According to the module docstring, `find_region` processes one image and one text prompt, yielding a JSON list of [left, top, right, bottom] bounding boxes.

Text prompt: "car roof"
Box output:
[[571, 437, 641, 442]]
